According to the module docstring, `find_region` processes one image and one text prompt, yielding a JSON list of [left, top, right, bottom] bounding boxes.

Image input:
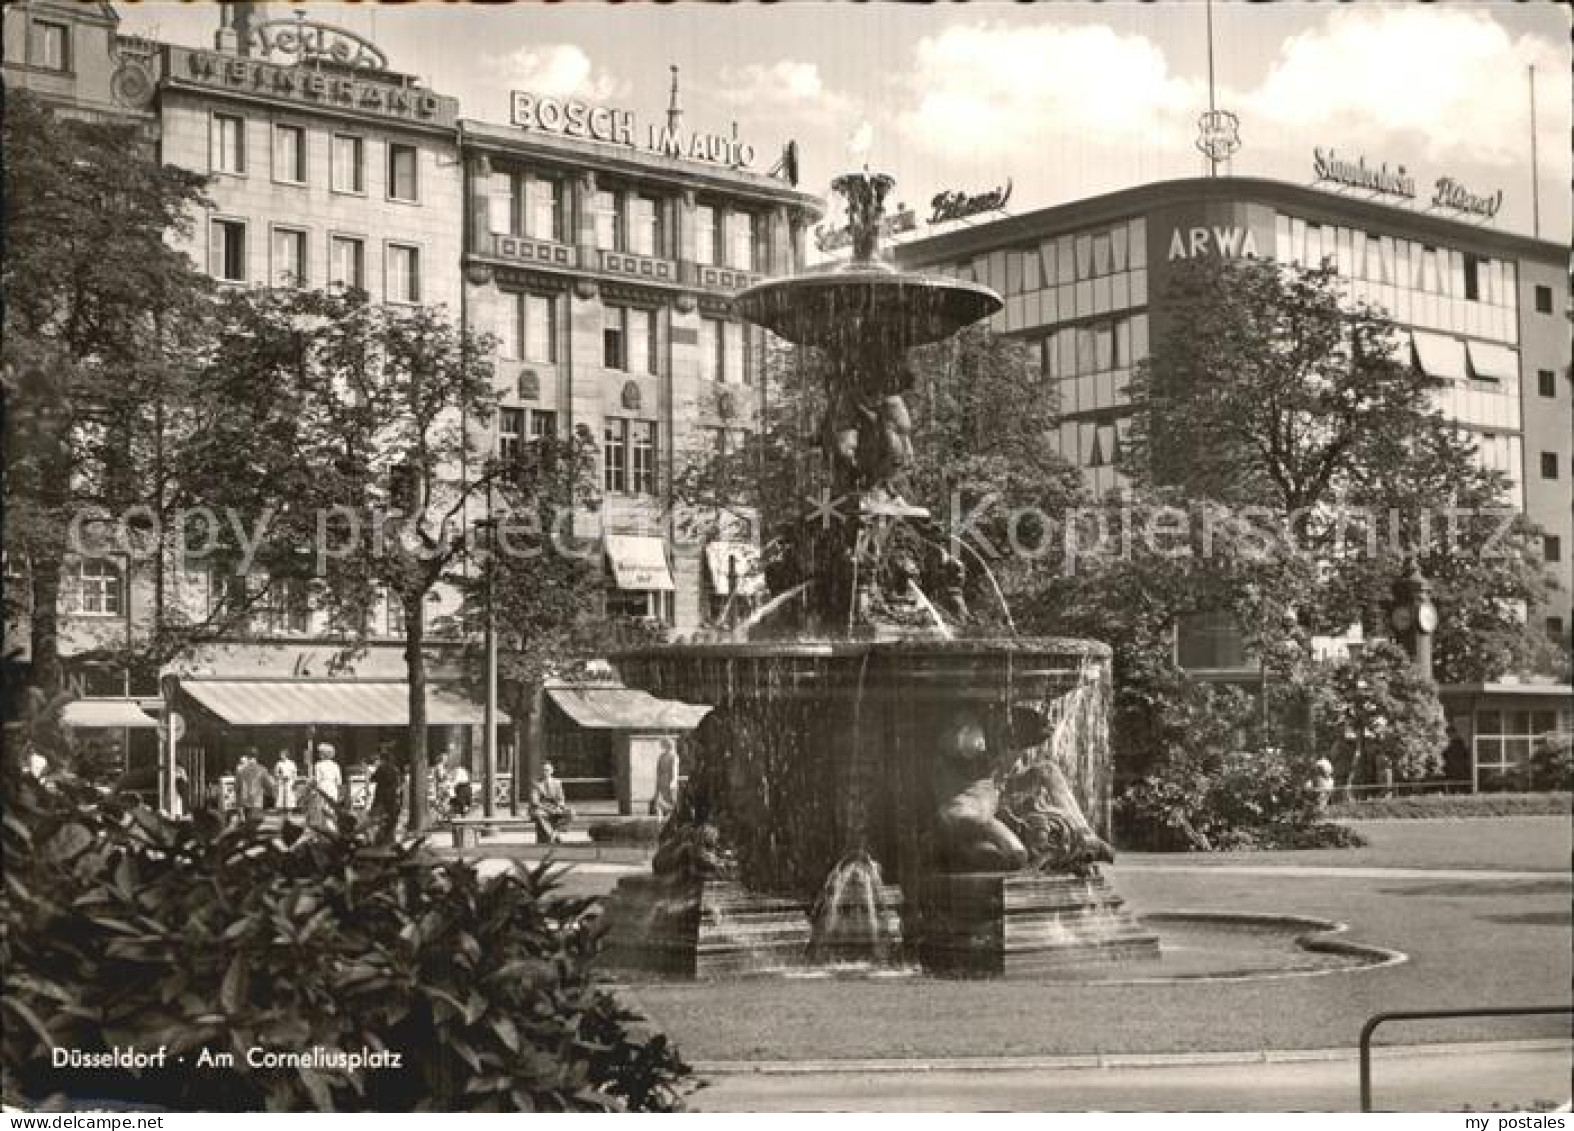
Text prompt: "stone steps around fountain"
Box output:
[[601, 874, 812, 980], [911, 871, 1162, 978]]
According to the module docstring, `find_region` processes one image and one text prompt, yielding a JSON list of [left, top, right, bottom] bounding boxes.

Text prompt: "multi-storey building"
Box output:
[[3, 2, 819, 808], [896, 174, 1572, 785], [460, 92, 819, 630]]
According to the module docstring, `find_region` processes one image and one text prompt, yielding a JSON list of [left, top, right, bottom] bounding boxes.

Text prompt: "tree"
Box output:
[[1120, 254, 1557, 681], [2, 92, 211, 693], [1310, 640, 1446, 788]]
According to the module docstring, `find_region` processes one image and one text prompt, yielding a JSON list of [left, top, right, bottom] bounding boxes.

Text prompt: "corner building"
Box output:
[[459, 103, 821, 630], [895, 176, 1573, 647]]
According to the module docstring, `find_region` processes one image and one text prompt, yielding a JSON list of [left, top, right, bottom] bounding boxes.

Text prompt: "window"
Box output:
[[1545, 535, 1563, 564], [1539, 370, 1558, 398], [1175, 610, 1247, 671], [209, 219, 247, 283], [526, 176, 564, 242], [695, 204, 718, 265], [212, 114, 246, 175], [28, 20, 68, 71], [1549, 616, 1566, 642], [1542, 452, 1559, 480], [603, 419, 628, 493], [594, 190, 622, 251], [630, 195, 659, 257], [603, 306, 626, 370], [271, 228, 307, 287], [69, 560, 122, 616], [628, 308, 657, 376], [386, 244, 420, 303], [260, 578, 310, 634], [500, 293, 556, 363], [726, 212, 756, 271], [530, 410, 557, 440], [698, 317, 723, 382], [631, 421, 658, 495], [606, 589, 663, 621], [332, 134, 364, 194], [387, 143, 418, 202], [386, 593, 407, 638], [1534, 285, 1553, 314], [498, 408, 525, 463], [273, 124, 306, 184], [330, 235, 365, 291], [1463, 255, 1482, 302]]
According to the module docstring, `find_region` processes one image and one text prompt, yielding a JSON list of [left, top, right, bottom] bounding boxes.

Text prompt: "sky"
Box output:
[[118, 1, 1573, 245]]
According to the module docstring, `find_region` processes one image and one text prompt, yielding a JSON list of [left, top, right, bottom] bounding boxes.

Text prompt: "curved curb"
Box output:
[[1081, 909, 1409, 985], [692, 1038, 1572, 1076]]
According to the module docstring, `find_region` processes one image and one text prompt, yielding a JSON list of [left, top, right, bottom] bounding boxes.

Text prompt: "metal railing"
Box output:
[[1359, 1006, 1573, 1112]]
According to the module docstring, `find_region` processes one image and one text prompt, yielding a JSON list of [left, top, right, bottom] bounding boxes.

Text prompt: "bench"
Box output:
[[447, 814, 592, 849]]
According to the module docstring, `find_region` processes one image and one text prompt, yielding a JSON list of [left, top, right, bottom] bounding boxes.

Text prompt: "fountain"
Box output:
[[602, 172, 1159, 978]]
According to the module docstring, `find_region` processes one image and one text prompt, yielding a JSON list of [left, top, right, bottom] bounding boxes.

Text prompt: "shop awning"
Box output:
[[604, 535, 675, 592], [1466, 341, 1518, 383], [1411, 331, 1468, 382], [704, 541, 765, 597], [61, 699, 159, 730], [546, 687, 710, 731], [178, 680, 506, 727]]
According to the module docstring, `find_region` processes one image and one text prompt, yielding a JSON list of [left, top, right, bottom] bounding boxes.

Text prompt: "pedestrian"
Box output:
[[369, 749, 403, 844], [449, 757, 474, 819], [1311, 755, 1335, 811], [235, 751, 276, 820], [529, 761, 574, 844], [1441, 723, 1470, 790], [650, 738, 679, 820], [306, 743, 343, 832], [273, 749, 298, 809]]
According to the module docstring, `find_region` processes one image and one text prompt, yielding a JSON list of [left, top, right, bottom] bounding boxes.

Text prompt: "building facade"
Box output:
[[895, 175, 1573, 635]]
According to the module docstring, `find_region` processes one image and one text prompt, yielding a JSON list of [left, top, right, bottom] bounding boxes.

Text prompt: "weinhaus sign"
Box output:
[[510, 91, 756, 170], [171, 48, 455, 126], [1313, 147, 1504, 220]]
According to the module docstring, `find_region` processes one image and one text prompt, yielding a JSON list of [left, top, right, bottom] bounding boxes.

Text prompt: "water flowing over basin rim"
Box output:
[[732, 269, 1004, 350]]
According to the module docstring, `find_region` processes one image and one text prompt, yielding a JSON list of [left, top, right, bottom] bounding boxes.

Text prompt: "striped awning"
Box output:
[[546, 686, 710, 731], [604, 535, 675, 591], [178, 680, 504, 727], [61, 699, 159, 730]]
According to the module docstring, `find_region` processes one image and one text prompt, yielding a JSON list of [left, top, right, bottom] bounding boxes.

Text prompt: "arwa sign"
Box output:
[[1167, 225, 1260, 261], [510, 91, 756, 170]]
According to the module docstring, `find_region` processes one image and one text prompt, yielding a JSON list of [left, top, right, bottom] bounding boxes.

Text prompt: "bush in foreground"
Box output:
[[585, 818, 663, 846], [1, 767, 690, 1112], [1328, 790, 1572, 821]]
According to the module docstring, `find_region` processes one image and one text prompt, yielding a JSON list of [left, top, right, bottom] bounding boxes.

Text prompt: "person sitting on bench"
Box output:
[[528, 761, 574, 844]]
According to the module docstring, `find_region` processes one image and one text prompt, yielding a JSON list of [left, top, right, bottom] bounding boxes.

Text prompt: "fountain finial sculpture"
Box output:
[[832, 170, 894, 265]]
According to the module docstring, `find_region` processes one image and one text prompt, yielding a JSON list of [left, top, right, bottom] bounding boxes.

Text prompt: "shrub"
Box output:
[[1115, 744, 1337, 851], [585, 818, 663, 846], [1327, 791, 1571, 820], [1530, 733, 1573, 792], [1, 766, 691, 1112]]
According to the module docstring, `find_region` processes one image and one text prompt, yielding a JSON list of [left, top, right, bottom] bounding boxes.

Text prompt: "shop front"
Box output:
[[1440, 681, 1573, 791], [542, 684, 710, 814]]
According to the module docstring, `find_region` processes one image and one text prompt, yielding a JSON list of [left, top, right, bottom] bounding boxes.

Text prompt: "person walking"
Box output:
[[529, 761, 574, 844], [234, 751, 276, 820], [369, 750, 403, 844], [650, 738, 679, 820], [273, 749, 299, 810], [306, 743, 343, 832]]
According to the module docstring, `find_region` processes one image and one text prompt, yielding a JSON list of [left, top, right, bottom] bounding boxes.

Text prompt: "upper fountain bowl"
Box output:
[[733, 266, 1002, 352]]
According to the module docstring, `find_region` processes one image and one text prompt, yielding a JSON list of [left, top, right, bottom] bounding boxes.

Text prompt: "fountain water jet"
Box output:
[[602, 172, 1158, 979]]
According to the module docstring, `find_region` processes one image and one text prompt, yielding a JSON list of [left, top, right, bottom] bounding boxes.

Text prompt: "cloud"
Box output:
[[1249, 7, 1569, 167], [483, 44, 627, 102], [896, 22, 1203, 159], [707, 59, 855, 124]]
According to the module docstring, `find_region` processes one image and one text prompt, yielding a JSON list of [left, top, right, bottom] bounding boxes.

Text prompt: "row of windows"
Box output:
[[488, 171, 763, 269], [207, 220, 421, 301], [960, 218, 1151, 298], [1040, 313, 1150, 381], [210, 114, 421, 203], [1276, 215, 1519, 308]]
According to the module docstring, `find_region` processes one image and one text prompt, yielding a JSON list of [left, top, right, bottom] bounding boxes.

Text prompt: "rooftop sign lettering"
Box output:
[[510, 91, 756, 170], [1432, 176, 1503, 220], [1312, 148, 1416, 200], [247, 19, 389, 71], [173, 49, 452, 126], [814, 207, 917, 254], [930, 181, 1012, 226]]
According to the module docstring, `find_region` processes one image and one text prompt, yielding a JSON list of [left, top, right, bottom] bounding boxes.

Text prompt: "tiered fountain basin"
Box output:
[[602, 637, 1162, 979]]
